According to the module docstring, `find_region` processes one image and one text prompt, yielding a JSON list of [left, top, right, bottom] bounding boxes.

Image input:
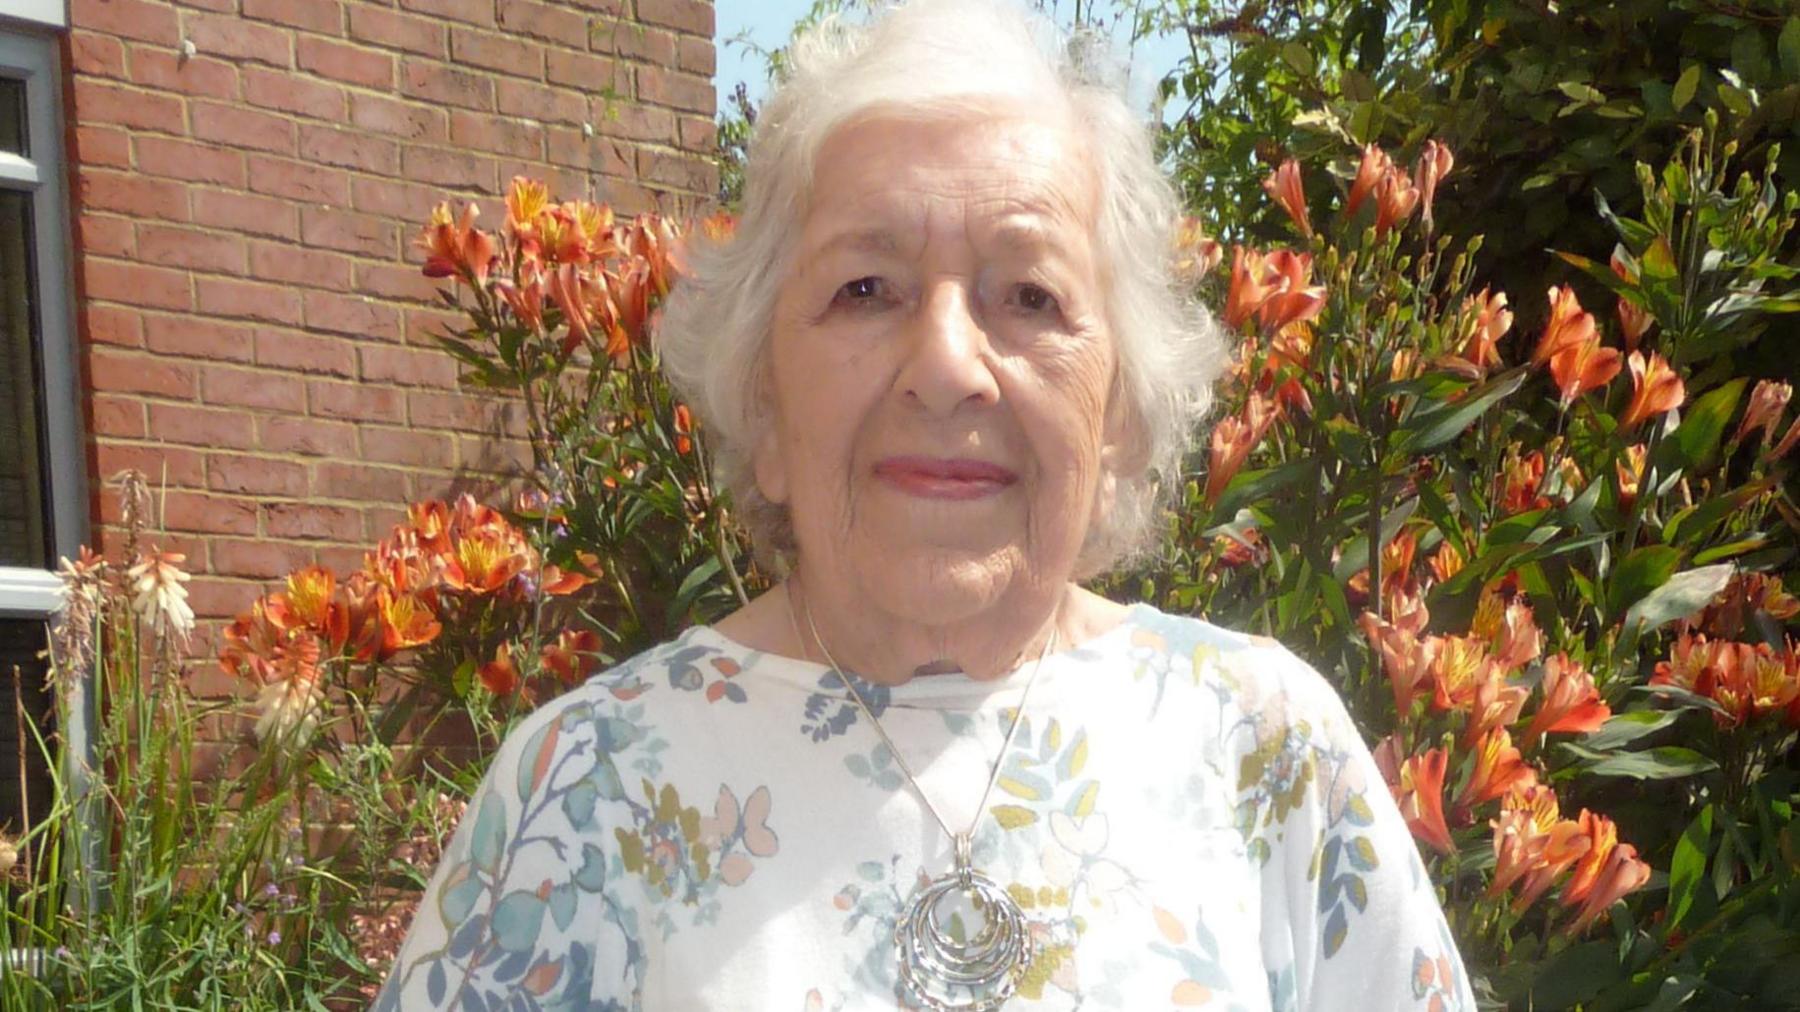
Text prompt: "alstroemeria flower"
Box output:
[[1524, 654, 1611, 743], [541, 628, 604, 687], [417, 202, 495, 284], [1565, 841, 1651, 936], [1413, 140, 1454, 231], [1261, 158, 1313, 239], [1204, 393, 1278, 503], [479, 642, 521, 696], [1454, 728, 1536, 818], [1735, 379, 1792, 446], [1373, 168, 1420, 236], [1429, 634, 1496, 712], [1376, 739, 1455, 855], [1620, 350, 1685, 430], [1171, 215, 1223, 282], [1360, 612, 1437, 718], [1346, 144, 1392, 217], [1549, 337, 1622, 408], [1530, 286, 1597, 368]]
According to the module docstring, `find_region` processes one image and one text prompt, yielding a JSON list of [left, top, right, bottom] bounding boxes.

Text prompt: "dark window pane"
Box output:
[[0, 189, 47, 568], [0, 77, 22, 156], [0, 618, 53, 838]]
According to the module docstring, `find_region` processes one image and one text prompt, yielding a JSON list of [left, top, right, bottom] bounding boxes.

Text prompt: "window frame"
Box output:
[[0, 27, 84, 619]]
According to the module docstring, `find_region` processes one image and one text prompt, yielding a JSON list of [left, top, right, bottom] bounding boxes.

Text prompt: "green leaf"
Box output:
[[1653, 378, 1745, 475], [1332, 497, 1419, 584], [1781, 18, 1800, 80], [1622, 564, 1734, 635], [1396, 367, 1528, 453], [1583, 709, 1681, 750], [1280, 41, 1316, 77], [1556, 81, 1606, 104], [1667, 804, 1713, 932], [1608, 545, 1682, 618], [1587, 746, 1718, 780], [1215, 460, 1315, 518], [1672, 64, 1701, 112]]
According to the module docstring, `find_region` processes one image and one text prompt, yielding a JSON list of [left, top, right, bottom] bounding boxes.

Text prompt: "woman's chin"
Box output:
[[852, 545, 1030, 627]]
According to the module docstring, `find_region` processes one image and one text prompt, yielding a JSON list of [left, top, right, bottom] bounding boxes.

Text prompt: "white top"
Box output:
[[377, 604, 1476, 1010]]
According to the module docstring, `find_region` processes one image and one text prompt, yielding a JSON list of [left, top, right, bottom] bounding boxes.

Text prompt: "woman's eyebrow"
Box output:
[[810, 226, 903, 259]]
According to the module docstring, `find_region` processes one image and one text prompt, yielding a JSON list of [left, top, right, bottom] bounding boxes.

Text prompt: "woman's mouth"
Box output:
[[873, 456, 1018, 500]]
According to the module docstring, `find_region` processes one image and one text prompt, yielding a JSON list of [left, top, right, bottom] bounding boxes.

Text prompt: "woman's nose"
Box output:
[[896, 283, 1000, 416]]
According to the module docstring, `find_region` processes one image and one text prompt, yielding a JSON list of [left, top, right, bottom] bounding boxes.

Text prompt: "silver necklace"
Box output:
[[788, 582, 1057, 1012]]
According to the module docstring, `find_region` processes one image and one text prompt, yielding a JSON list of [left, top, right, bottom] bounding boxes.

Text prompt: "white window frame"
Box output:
[[0, 27, 84, 618]]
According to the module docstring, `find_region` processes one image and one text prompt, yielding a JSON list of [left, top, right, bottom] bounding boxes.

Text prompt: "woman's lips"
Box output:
[[873, 456, 1018, 500]]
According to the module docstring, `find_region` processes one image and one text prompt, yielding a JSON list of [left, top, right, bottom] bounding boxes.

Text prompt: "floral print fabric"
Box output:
[[377, 605, 1475, 1010]]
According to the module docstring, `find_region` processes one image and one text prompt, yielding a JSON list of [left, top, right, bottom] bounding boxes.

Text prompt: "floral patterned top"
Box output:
[[377, 605, 1475, 1011]]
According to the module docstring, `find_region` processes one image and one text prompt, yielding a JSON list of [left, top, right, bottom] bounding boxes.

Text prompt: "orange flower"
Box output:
[[1255, 251, 1327, 335], [541, 628, 603, 687], [1744, 642, 1799, 717], [1772, 412, 1800, 461], [1470, 585, 1543, 673], [1172, 215, 1224, 282], [1620, 350, 1685, 430], [1346, 144, 1392, 217], [1524, 654, 1611, 742], [1443, 287, 1511, 377], [1377, 739, 1455, 855], [406, 500, 453, 554], [1488, 784, 1563, 898], [1454, 728, 1536, 817], [1615, 443, 1647, 507], [1261, 159, 1313, 239], [609, 259, 654, 359], [1428, 541, 1465, 585], [548, 262, 602, 350], [1511, 816, 1591, 913], [673, 403, 695, 454], [417, 202, 495, 284], [478, 642, 521, 696], [540, 554, 597, 596], [1735, 379, 1792, 446], [1610, 252, 1654, 349], [495, 260, 547, 334], [1429, 634, 1496, 712], [1466, 665, 1530, 743], [1373, 169, 1420, 236], [378, 588, 442, 657], [1495, 444, 1547, 514], [1204, 393, 1278, 503], [442, 525, 532, 596], [1561, 809, 1621, 908], [1360, 612, 1438, 718], [504, 176, 550, 243], [1566, 841, 1651, 936], [1549, 337, 1622, 408], [1530, 286, 1598, 368], [1413, 140, 1454, 231]]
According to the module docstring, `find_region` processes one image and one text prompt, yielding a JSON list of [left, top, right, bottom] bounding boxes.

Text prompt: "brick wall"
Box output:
[[63, 0, 717, 693]]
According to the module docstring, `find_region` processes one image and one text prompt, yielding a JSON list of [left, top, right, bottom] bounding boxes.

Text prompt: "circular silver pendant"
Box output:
[[894, 865, 1033, 1012]]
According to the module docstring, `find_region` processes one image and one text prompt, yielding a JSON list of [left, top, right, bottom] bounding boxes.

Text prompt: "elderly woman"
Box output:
[[378, 1, 1475, 1009]]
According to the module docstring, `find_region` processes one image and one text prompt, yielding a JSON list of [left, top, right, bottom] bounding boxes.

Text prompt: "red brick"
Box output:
[[249, 241, 352, 290], [307, 379, 405, 423], [400, 146, 498, 191], [596, 177, 655, 215], [495, 78, 586, 126], [636, 0, 712, 36], [96, 442, 205, 487], [254, 328, 356, 377], [450, 109, 545, 158], [458, 432, 531, 472], [265, 502, 363, 541], [259, 415, 355, 456], [677, 114, 714, 151], [400, 60, 495, 111], [201, 364, 307, 412], [596, 19, 674, 65], [398, 0, 495, 28], [640, 150, 715, 194], [79, 169, 188, 222], [135, 136, 246, 187], [347, 92, 447, 142], [84, 259, 192, 311], [350, 174, 448, 218], [347, 6, 447, 59], [313, 545, 368, 572], [549, 129, 632, 175], [354, 261, 436, 303], [84, 304, 144, 348], [187, 577, 263, 622], [76, 212, 136, 258], [448, 27, 542, 77], [144, 314, 254, 363], [312, 461, 412, 501], [300, 206, 397, 258], [91, 394, 146, 437], [149, 404, 258, 451], [196, 277, 304, 326], [402, 306, 466, 346], [159, 489, 259, 534], [676, 34, 714, 76], [192, 188, 298, 241], [360, 344, 458, 388], [70, 0, 181, 46], [127, 46, 238, 98], [192, 101, 297, 156], [88, 348, 196, 398], [593, 102, 673, 144], [495, 0, 583, 42], [69, 31, 127, 77], [243, 66, 346, 121], [546, 49, 625, 92], [408, 390, 525, 435], [298, 123, 400, 174], [298, 291, 400, 344], [136, 223, 247, 274], [361, 425, 454, 467], [297, 36, 394, 89], [243, 0, 343, 35], [207, 453, 310, 497], [212, 537, 313, 580], [246, 154, 351, 204], [183, 13, 291, 67], [635, 65, 712, 115], [73, 125, 132, 168]]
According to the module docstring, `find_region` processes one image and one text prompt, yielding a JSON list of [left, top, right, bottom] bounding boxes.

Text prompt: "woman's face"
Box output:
[[760, 107, 1128, 629]]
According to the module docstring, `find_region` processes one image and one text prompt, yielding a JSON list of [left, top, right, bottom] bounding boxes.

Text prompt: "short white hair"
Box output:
[[656, 0, 1226, 575]]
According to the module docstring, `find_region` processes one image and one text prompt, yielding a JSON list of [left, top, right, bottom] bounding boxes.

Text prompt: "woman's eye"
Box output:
[[834, 276, 886, 305], [1011, 282, 1060, 315]]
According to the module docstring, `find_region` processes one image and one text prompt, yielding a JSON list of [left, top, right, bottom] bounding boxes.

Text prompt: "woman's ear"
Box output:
[[1099, 376, 1152, 478], [751, 411, 790, 506]]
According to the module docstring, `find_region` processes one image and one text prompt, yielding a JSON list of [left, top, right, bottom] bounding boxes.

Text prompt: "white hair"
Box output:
[[655, 0, 1226, 575]]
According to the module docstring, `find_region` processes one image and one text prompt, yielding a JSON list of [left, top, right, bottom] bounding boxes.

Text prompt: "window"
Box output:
[[0, 26, 83, 841]]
